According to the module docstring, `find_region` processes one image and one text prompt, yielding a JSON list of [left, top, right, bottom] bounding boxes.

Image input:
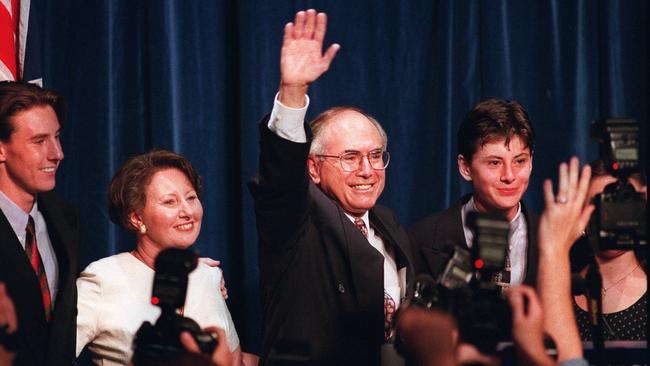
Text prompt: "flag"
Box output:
[[0, 0, 43, 85], [0, 0, 20, 81]]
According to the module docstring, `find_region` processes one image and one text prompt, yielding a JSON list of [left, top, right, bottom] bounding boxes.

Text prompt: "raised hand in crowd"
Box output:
[[537, 157, 593, 362], [279, 9, 340, 107]]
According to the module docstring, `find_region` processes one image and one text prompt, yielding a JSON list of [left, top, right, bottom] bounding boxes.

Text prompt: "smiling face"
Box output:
[[0, 105, 63, 211], [307, 110, 386, 216], [458, 136, 532, 221], [130, 168, 203, 250]]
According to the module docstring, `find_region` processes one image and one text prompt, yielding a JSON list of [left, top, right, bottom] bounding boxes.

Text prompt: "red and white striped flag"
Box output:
[[1, 0, 39, 83], [0, 0, 20, 80]]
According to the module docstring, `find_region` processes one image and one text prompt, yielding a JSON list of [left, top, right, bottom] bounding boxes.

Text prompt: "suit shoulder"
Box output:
[[409, 209, 448, 236], [408, 204, 462, 249], [39, 191, 79, 217], [372, 204, 402, 226]]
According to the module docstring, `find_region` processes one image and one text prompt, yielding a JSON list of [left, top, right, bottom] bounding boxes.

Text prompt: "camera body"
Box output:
[[590, 118, 646, 250], [132, 248, 217, 361], [399, 212, 512, 354]]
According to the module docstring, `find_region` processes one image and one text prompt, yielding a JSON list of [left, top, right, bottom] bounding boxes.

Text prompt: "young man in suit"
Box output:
[[250, 10, 414, 366], [410, 99, 539, 288], [0, 81, 79, 366]]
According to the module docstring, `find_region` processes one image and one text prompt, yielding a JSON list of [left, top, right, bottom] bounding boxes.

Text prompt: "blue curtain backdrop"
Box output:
[[34, 0, 647, 356]]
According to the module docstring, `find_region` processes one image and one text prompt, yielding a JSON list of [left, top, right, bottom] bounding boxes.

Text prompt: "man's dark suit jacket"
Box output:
[[409, 195, 539, 286], [249, 120, 414, 366], [0, 191, 79, 366]]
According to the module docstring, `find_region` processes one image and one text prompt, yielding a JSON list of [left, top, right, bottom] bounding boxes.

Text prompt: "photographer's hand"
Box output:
[[0, 283, 18, 366], [396, 306, 457, 366], [180, 326, 241, 366], [507, 286, 555, 366]]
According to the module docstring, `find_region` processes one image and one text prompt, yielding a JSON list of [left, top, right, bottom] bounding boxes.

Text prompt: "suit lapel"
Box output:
[[441, 201, 468, 249], [370, 209, 413, 298], [339, 208, 383, 311], [369, 210, 409, 270], [37, 194, 73, 288], [0, 210, 40, 286], [522, 203, 539, 286]]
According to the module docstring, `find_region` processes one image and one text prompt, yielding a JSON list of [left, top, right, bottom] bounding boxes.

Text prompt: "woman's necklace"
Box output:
[[601, 264, 640, 296]]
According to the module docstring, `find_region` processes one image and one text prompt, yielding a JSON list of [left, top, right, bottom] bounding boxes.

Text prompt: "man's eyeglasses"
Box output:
[[317, 150, 390, 172]]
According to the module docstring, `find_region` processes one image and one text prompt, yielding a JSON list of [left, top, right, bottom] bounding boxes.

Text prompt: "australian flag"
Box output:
[[0, 0, 44, 85]]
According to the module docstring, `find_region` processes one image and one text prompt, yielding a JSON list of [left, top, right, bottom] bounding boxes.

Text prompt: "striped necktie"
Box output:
[[25, 216, 52, 321], [353, 217, 368, 237]]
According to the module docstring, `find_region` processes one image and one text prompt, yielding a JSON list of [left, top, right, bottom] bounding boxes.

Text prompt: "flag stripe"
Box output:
[[0, 0, 17, 80]]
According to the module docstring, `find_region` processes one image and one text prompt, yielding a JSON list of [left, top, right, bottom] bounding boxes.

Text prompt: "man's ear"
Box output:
[[0, 142, 6, 163], [307, 156, 321, 184], [457, 154, 472, 182], [128, 212, 143, 232]]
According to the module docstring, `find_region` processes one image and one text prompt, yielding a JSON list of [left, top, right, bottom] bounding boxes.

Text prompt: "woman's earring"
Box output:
[[139, 223, 147, 235]]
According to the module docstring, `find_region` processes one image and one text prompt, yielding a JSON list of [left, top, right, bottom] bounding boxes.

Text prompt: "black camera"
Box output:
[[397, 212, 512, 354], [132, 248, 217, 362], [590, 118, 646, 250]]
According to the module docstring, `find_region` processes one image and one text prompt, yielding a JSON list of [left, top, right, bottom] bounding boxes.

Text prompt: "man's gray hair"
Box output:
[[308, 106, 388, 155]]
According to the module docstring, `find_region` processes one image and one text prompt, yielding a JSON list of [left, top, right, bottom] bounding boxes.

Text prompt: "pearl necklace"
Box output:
[[601, 264, 640, 296]]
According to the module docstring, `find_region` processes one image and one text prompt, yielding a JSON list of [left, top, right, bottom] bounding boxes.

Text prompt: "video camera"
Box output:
[[590, 118, 646, 250], [131, 248, 217, 362], [398, 212, 512, 354]]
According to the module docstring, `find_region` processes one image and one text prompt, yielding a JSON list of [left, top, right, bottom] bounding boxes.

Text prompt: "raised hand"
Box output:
[[537, 156, 592, 362], [538, 156, 594, 256], [279, 9, 340, 107]]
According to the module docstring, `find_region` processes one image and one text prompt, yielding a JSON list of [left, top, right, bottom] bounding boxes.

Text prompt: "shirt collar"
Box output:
[[0, 190, 39, 236], [344, 211, 370, 229], [463, 196, 522, 224]]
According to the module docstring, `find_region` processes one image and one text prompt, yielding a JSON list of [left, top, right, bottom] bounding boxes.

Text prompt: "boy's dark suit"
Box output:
[[250, 120, 414, 366], [409, 195, 539, 286], [0, 191, 79, 366]]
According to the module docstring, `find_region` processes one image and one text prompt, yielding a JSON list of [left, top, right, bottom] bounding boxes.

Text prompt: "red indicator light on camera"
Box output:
[[151, 296, 159, 305], [612, 162, 620, 171], [474, 259, 484, 269]]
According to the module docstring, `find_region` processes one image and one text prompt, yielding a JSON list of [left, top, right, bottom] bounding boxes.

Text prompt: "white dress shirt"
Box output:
[[460, 196, 528, 285], [0, 190, 60, 302]]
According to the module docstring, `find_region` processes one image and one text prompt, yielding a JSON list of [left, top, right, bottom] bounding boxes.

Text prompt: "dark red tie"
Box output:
[[353, 217, 368, 237], [25, 216, 52, 321]]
